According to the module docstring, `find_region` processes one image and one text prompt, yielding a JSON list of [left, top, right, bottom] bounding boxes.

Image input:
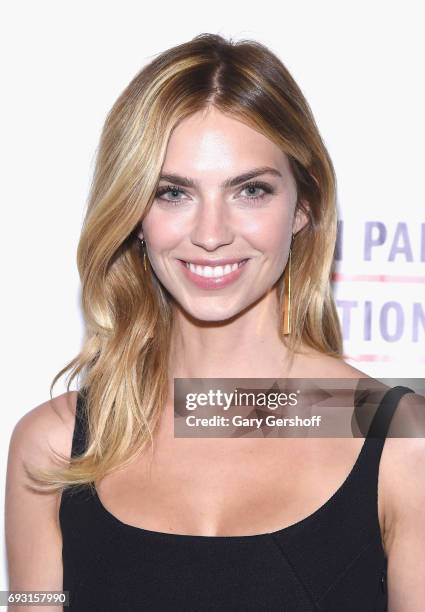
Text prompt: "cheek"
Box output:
[[245, 214, 290, 254], [142, 209, 184, 251]]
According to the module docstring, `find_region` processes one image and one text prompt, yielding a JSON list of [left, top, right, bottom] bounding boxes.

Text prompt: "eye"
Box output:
[[155, 184, 187, 205], [239, 181, 274, 203], [154, 180, 275, 206]]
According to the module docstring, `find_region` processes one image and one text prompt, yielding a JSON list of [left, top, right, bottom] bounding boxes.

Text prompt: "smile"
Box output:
[[183, 260, 248, 278], [177, 258, 250, 289]]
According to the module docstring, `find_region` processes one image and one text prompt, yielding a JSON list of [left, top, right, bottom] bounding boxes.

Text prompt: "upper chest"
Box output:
[[94, 435, 390, 541]]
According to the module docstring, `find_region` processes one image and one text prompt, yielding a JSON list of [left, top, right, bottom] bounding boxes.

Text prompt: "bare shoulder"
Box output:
[[5, 390, 79, 594], [379, 391, 425, 542], [9, 390, 79, 466]]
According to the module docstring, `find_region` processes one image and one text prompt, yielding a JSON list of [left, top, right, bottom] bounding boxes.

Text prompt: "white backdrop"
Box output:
[[1, 0, 424, 589]]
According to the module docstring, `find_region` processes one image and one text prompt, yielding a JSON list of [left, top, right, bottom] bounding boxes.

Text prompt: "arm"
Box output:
[[382, 394, 425, 611], [5, 392, 77, 611]]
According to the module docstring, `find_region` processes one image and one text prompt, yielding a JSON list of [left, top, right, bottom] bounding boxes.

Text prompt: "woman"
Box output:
[[5, 33, 425, 611]]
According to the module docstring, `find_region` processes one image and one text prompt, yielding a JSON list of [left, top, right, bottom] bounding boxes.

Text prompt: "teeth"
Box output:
[[186, 261, 243, 278]]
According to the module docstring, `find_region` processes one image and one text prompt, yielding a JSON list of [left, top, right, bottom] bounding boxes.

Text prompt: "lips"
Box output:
[[177, 258, 250, 289]]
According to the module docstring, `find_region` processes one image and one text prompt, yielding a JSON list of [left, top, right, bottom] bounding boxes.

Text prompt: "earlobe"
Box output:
[[293, 201, 310, 234], [135, 221, 145, 242]]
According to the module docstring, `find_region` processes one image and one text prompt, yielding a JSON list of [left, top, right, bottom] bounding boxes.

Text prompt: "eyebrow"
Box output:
[[158, 166, 283, 189]]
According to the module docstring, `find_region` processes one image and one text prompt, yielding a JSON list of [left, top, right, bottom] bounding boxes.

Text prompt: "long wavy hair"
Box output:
[[27, 32, 343, 493]]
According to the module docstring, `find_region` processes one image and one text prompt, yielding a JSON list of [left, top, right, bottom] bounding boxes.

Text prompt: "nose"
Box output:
[[189, 195, 235, 251]]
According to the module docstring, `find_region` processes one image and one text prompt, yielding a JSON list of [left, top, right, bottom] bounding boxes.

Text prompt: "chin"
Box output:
[[180, 302, 244, 324]]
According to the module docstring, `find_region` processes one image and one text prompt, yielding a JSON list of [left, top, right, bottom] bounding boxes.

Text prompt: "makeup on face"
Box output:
[[140, 108, 305, 318]]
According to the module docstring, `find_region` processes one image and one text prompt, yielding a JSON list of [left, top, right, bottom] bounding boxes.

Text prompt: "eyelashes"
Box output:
[[154, 180, 275, 206]]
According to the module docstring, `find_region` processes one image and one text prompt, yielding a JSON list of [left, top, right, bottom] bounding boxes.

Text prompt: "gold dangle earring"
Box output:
[[283, 235, 294, 335], [139, 237, 147, 271]]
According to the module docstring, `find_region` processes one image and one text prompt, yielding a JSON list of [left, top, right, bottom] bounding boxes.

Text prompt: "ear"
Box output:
[[292, 198, 310, 235]]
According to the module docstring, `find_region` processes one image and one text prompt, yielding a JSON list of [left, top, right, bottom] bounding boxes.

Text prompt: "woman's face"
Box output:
[[139, 107, 309, 322]]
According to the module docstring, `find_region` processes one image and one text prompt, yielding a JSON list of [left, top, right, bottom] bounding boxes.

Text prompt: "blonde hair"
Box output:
[[28, 32, 343, 493]]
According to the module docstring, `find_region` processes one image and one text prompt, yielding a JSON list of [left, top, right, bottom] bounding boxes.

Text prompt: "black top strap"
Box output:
[[71, 389, 89, 458], [366, 385, 415, 439]]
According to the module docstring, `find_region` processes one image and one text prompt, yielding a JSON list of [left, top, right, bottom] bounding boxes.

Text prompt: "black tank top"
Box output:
[[60, 385, 414, 611]]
